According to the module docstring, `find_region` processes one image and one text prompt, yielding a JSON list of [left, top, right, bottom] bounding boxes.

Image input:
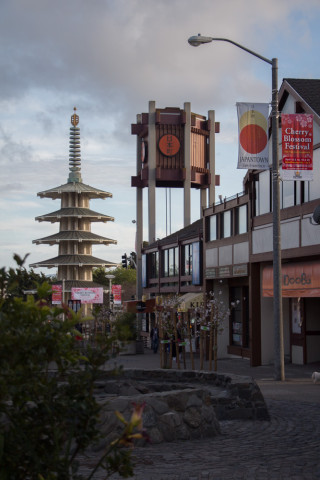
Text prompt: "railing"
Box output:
[[214, 191, 246, 206]]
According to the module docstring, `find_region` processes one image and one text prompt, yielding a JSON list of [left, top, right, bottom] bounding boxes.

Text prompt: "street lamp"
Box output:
[[105, 274, 115, 307], [188, 34, 284, 381]]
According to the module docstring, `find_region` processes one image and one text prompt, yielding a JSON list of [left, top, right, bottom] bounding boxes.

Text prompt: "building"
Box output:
[[137, 79, 320, 365], [204, 78, 320, 365], [30, 109, 117, 310]]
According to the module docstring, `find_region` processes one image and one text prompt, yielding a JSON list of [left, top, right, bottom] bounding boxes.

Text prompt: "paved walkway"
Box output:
[[81, 350, 320, 479]]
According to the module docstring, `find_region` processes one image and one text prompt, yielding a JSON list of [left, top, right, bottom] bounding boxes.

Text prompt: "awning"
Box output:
[[263, 261, 320, 297], [124, 298, 156, 314], [178, 292, 204, 312]]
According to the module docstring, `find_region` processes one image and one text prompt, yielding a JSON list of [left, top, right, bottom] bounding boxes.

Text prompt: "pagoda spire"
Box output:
[[68, 107, 82, 183]]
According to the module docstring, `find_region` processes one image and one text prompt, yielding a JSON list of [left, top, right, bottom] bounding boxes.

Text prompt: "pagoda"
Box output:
[[30, 108, 117, 305]]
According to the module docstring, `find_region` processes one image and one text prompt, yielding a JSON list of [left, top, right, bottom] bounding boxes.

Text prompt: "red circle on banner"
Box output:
[[240, 124, 267, 154], [158, 134, 180, 157]]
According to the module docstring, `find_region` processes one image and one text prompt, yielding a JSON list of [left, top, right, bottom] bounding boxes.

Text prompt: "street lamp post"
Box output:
[[188, 34, 285, 381], [105, 274, 115, 308]]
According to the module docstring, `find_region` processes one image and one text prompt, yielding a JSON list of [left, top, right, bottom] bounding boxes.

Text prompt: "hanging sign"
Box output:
[[71, 287, 103, 304], [52, 284, 62, 304], [281, 114, 313, 181], [112, 284, 122, 305], [237, 103, 269, 170]]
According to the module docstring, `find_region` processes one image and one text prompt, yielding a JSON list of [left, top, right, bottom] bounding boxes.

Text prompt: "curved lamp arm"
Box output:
[[188, 34, 272, 65]]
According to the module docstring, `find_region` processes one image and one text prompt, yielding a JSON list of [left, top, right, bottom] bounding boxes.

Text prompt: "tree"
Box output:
[[93, 267, 136, 302], [0, 260, 146, 480], [0, 253, 49, 299]]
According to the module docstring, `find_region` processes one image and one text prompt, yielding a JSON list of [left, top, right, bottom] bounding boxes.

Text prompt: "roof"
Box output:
[[30, 254, 118, 268], [280, 79, 320, 118], [37, 182, 112, 200], [33, 230, 117, 245], [145, 219, 203, 250], [35, 207, 114, 223]]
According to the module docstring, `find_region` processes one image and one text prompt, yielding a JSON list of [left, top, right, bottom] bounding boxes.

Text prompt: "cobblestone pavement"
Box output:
[[79, 353, 320, 479], [80, 395, 320, 480]]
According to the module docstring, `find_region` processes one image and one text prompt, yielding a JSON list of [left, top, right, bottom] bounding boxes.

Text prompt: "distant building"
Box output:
[[30, 109, 117, 309]]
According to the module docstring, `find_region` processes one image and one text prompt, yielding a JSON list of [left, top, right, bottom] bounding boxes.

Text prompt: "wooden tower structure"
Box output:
[[131, 100, 220, 302]]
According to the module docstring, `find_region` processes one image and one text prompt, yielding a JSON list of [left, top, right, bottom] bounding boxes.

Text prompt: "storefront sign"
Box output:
[[262, 261, 320, 297], [233, 264, 248, 277], [219, 266, 231, 277], [206, 267, 217, 279]]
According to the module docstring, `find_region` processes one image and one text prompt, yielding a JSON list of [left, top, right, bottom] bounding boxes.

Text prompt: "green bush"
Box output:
[[113, 313, 137, 342], [0, 261, 145, 480]]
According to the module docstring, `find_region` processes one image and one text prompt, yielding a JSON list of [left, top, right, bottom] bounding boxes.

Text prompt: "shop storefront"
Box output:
[[263, 261, 320, 364]]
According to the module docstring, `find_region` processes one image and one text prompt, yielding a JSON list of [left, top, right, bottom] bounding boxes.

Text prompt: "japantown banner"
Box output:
[[281, 114, 313, 181], [237, 103, 269, 170]]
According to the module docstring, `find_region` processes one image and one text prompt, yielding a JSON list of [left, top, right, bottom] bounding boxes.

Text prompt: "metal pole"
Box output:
[[187, 34, 285, 380], [271, 58, 285, 380]]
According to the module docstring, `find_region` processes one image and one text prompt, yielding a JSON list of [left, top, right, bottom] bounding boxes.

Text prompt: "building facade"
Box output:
[[204, 78, 320, 365]]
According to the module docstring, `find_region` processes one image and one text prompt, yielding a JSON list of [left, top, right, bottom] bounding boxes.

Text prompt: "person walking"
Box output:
[[152, 325, 159, 353]]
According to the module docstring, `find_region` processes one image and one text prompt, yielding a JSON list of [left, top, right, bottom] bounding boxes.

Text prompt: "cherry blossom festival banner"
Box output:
[[281, 114, 313, 181], [71, 287, 103, 304], [237, 103, 269, 170], [52, 284, 62, 304], [112, 284, 122, 305]]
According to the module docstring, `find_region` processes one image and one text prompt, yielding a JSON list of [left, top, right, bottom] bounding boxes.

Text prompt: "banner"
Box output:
[[237, 103, 269, 170], [52, 284, 62, 304], [281, 114, 313, 181], [71, 287, 103, 304], [112, 284, 122, 305]]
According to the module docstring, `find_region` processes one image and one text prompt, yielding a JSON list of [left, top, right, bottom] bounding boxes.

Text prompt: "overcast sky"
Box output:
[[1, 0, 320, 273]]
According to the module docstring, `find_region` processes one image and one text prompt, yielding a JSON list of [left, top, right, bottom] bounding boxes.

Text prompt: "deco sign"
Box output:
[[158, 134, 180, 157]]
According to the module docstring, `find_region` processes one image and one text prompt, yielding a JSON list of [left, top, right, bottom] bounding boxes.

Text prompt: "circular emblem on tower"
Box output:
[[158, 134, 180, 157]]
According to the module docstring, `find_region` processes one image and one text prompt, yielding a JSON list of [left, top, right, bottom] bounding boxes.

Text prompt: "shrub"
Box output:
[[0, 262, 145, 480], [113, 312, 137, 342]]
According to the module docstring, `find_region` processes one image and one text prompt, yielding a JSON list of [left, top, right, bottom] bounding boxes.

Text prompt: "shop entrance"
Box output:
[[290, 297, 320, 364]]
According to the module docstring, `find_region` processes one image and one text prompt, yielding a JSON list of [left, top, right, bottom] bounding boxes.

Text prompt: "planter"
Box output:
[[119, 340, 136, 355]]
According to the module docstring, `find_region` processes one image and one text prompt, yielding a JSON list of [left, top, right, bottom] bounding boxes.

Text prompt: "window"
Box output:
[[183, 244, 193, 275], [221, 210, 232, 238], [209, 215, 217, 241], [282, 181, 295, 208], [230, 287, 249, 348], [150, 252, 159, 279], [235, 205, 247, 235], [255, 169, 271, 216], [163, 247, 179, 277]]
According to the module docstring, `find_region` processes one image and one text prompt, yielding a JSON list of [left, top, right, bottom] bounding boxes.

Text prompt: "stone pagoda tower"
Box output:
[[30, 108, 117, 306]]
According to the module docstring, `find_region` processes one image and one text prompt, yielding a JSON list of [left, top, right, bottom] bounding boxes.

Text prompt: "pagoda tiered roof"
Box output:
[[35, 207, 114, 223], [33, 231, 117, 245], [37, 182, 112, 200], [30, 254, 117, 269]]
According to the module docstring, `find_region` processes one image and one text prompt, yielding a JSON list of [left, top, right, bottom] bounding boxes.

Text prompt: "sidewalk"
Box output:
[[107, 347, 320, 403]]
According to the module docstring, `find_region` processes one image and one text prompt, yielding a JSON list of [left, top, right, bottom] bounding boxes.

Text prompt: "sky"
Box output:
[[1, 0, 320, 273]]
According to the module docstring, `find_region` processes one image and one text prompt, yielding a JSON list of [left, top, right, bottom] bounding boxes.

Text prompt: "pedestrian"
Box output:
[[150, 327, 154, 350], [152, 325, 159, 353]]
